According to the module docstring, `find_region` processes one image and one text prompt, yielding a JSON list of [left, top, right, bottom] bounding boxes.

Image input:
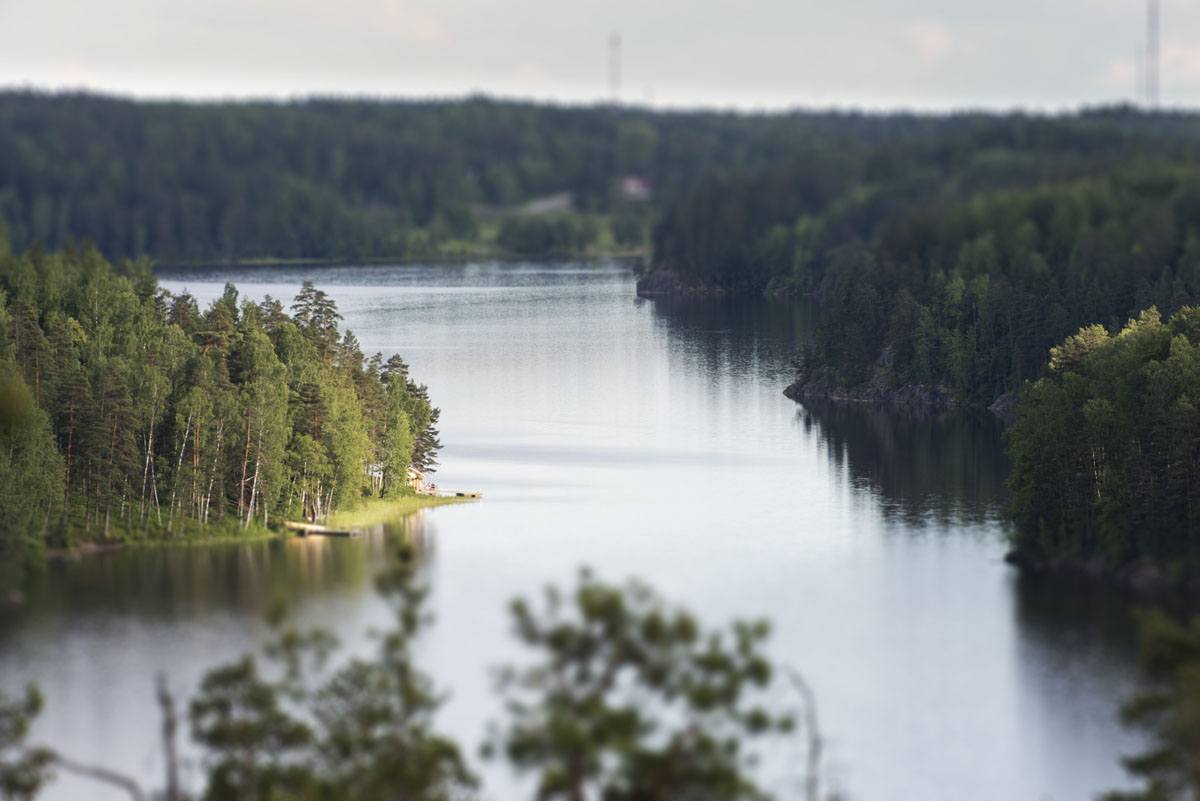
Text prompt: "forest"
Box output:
[[7, 97, 1200, 407], [0, 91, 835, 262], [1006, 306, 1200, 571], [649, 113, 1200, 407], [9, 94, 1200, 273], [0, 239, 442, 570]]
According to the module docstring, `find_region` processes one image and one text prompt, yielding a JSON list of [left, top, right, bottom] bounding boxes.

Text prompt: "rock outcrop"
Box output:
[[783, 365, 959, 411], [1004, 549, 1200, 597], [987, 391, 1019, 422]]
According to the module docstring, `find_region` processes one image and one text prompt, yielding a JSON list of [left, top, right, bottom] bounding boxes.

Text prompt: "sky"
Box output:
[[0, 0, 1197, 111]]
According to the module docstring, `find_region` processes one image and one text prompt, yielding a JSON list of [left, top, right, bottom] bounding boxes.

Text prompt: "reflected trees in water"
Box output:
[[796, 400, 1009, 527]]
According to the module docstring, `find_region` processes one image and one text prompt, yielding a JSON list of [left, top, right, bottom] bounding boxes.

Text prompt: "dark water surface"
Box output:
[[1, 262, 1141, 800]]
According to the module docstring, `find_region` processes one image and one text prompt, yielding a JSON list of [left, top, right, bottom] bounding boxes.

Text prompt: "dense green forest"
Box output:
[[649, 113, 1200, 406], [1006, 306, 1200, 571], [10, 92, 1200, 275], [0, 91, 858, 262], [0, 240, 441, 568]]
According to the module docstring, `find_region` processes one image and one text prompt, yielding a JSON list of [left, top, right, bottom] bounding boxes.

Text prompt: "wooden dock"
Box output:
[[284, 521, 357, 538], [418, 489, 483, 499]]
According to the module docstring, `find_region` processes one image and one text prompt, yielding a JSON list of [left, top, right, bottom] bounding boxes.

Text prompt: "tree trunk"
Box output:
[[64, 408, 75, 509], [166, 411, 192, 534], [238, 411, 251, 520], [203, 421, 225, 526], [103, 417, 119, 539], [139, 393, 158, 524], [156, 675, 180, 801], [191, 424, 200, 521], [244, 424, 263, 528]]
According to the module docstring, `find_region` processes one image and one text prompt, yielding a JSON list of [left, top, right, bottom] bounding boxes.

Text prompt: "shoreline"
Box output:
[[632, 272, 1022, 419], [154, 250, 649, 272], [324, 494, 475, 530], [44, 494, 473, 561], [634, 269, 729, 299], [1005, 548, 1200, 600], [782, 373, 961, 412]]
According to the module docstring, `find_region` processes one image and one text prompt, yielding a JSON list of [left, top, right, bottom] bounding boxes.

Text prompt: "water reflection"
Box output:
[[646, 296, 814, 384], [1013, 570, 1140, 660], [1009, 569, 1144, 796], [797, 400, 1011, 526], [645, 290, 1144, 795], [0, 515, 429, 636], [648, 294, 1009, 527]]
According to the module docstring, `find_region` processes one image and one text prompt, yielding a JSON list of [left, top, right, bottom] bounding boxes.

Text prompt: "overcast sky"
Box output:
[[0, 0, 1196, 110]]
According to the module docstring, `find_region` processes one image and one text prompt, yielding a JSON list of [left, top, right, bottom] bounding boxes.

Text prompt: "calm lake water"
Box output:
[[1, 261, 1142, 800]]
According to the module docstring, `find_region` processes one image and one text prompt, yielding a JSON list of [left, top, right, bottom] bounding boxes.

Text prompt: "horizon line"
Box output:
[[0, 81, 1188, 119]]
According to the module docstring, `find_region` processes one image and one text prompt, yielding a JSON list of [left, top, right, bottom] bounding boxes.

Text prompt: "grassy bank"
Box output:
[[44, 495, 473, 559], [44, 516, 278, 559], [325, 494, 474, 531]]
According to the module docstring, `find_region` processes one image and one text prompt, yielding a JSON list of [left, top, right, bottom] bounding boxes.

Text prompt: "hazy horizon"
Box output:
[[0, 0, 1196, 112], [1, 83, 1182, 117]]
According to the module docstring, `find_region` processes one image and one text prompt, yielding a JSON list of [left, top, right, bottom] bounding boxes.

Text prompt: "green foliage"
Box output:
[[0, 357, 63, 564], [1007, 307, 1200, 566], [191, 656, 316, 801], [315, 552, 475, 801], [610, 206, 649, 249], [14, 96, 1200, 270], [0, 92, 848, 261], [651, 115, 1200, 403], [497, 215, 598, 256], [1105, 611, 1200, 801], [188, 545, 474, 801], [488, 569, 793, 801], [0, 687, 52, 801], [379, 385, 415, 499], [8, 563, 819, 801], [0, 246, 442, 549]]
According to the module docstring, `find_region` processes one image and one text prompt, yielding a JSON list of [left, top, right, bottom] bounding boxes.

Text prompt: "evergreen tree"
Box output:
[[0, 358, 63, 566], [0, 245, 445, 546], [488, 570, 794, 801], [0, 687, 52, 801], [1007, 306, 1200, 567], [1106, 612, 1200, 801]]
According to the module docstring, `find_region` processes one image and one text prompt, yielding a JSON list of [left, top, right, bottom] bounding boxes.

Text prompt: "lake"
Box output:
[[0, 261, 1142, 800]]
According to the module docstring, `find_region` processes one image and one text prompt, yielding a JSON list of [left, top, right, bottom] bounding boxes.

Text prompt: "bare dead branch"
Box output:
[[786, 666, 823, 801], [49, 753, 146, 801]]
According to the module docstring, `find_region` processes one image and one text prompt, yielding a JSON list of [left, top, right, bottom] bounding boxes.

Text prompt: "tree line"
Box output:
[[0, 240, 441, 567], [649, 113, 1200, 406], [11, 94, 1200, 270], [0, 91, 861, 262]]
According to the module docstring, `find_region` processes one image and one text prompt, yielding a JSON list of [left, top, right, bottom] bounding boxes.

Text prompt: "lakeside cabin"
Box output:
[[404, 466, 479, 498], [406, 466, 427, 494]]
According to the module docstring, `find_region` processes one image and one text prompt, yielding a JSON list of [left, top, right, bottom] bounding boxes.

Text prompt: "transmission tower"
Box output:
[[1147, 0, 1160, 107], [608, 33, 622, 104]]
